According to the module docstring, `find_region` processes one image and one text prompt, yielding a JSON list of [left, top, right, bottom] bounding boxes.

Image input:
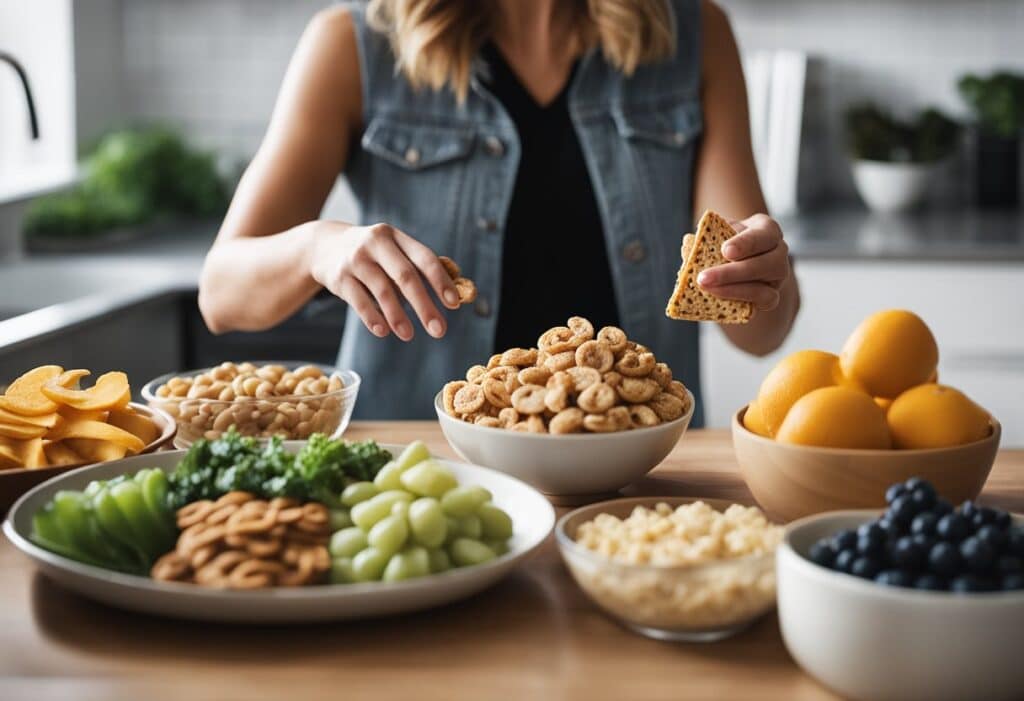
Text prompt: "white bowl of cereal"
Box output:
[[556, 497, 782, 641], [142, 362, 359, 448], [435, 318, 695, 498]]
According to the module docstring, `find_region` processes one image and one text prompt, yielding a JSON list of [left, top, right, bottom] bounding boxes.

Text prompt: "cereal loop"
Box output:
[[577, 382, 617, 414], [511, 384, 547, 415], [616, 351, 656, 378], [574, 340, 615, 373], [453, 383, 486, 414]]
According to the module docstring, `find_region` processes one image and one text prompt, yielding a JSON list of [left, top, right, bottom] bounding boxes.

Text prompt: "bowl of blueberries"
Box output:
[[777, 477, 1024, 701]]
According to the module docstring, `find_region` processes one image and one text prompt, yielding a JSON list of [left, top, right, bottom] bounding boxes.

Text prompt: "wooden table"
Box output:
[[2, 423, 1021, 701]]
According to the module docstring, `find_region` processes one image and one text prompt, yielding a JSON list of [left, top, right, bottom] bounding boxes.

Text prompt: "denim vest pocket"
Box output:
[[611, 98, 703, 149], [362, 117, 476, 170]]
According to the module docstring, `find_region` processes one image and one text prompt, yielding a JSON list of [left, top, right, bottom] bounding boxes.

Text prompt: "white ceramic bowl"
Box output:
[[779, 510, 1024, 701], [851, 159, 938, 213], [434, 390, 694, 497], [3, 443, 555, 623]]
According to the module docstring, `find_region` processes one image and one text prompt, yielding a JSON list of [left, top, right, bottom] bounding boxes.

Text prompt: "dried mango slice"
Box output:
[[0, 439, 22, 469], [0, 365, 63, 416], [58, 405, 109, 423], [15, 437, 47, 469], [64, 438, 128, 463], [46, 418, 144, 453], [41, 371, 131, 411], [0, 421, 47, 440], [43, 440, 84, 467], [0, 406, 59, 428], [107, 407, 160, 445]]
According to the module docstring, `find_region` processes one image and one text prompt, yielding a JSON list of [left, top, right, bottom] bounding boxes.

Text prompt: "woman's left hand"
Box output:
[[695, 213, 791, 313]]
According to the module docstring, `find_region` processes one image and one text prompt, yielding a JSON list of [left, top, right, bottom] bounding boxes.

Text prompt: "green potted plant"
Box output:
[[844, 104, 960, 213], [958, 71, 1024, 208]]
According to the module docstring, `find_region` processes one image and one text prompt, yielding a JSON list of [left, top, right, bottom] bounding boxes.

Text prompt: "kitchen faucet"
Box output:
[[0, 51, 40, 140]]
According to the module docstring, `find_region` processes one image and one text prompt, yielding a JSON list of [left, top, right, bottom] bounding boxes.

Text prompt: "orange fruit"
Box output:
[[756, 350, 866, 436], [840, 310, 938, 399], [887, 384, 990, 449], [743, 400, 771, 437], [776, 386, 892, 449]]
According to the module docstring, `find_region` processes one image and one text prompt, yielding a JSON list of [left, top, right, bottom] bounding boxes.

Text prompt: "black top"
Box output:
[[481, 43, 620, 352]]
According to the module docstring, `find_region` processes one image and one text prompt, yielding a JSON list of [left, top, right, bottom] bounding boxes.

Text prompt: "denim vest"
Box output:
[[340, 0, 705, 425]]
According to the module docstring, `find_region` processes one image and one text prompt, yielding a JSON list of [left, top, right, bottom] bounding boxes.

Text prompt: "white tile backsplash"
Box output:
[[75, 0, 1024, 213]]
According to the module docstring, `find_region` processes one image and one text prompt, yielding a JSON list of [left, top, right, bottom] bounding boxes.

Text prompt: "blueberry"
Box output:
[[857, 522, 885, 541], [891, 537, 925, 570], [875, 569, 914, 588], [832, 529, 857, 552], [960, 537, 995, 573], [975, 524, 1008, 551], [888, 495, 917, 524], [1008, 529, 1024, 558], [911, 512, 938, 537], [929, 542, 962, 576], [961, 500, 980, 520], [911, 533, 936, 552], [914, 573, 947, 591], [936, 513, 971, 543], [992, 510, 1012, 530], [1001, 573, 1024, 591], [885, 483, 907, 504], [808, 540, 835, 568], [950, 574, 994, 593], [910, 485, 936, 511], [856, 534, 885, 558], [834, 549, 857, 573], [904, 477, 930, 491], [876, 517, 904, 539], [932, 498, 953, 517], [995, 555, 1023, 575], [851, 557, 881, 579]]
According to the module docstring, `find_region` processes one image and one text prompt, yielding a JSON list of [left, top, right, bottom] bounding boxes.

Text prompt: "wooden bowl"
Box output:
[[0, 403, 176, 515], [732, 405, 1001, 522]]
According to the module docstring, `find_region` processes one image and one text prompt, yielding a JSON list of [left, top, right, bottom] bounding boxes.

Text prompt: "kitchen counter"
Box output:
[[2, 423, 1023, 701]]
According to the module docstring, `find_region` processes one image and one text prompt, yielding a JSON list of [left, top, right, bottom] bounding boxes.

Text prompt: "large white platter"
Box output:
[[3, 443, 555, 623]]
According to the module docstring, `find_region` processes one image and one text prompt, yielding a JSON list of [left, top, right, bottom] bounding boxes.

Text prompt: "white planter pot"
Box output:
[[850, 160, 938, 213]]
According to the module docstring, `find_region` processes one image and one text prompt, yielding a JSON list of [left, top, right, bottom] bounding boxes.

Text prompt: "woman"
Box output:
[[198, 0, 799, 423]]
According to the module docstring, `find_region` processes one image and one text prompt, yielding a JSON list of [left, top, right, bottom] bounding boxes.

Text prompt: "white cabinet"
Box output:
[[701, 261, 1024, 447]]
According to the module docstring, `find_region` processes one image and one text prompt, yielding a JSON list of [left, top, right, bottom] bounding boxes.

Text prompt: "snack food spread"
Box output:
[[441, 317, 691, 433]]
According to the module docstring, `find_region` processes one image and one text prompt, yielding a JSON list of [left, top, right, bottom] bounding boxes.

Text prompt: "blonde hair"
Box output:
[[367, 0, 676, 101]]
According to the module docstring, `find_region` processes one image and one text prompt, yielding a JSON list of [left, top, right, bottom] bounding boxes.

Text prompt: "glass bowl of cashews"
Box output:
[[142, 362, 359, 448], [435, 317, 695, 499]]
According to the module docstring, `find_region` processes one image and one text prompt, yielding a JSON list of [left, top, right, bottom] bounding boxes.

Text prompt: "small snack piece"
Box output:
[[438, 255, 478, 305], [666, 209, 753, 324], [440, 317, 691, 433], [152, 491, 332, 589]]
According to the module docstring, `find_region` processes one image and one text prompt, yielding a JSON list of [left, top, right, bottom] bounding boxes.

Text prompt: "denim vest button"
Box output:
[[474, 297, 492, 317], [484, 136, 505, 157], [404, 147, 421, 166], [622, 240, 647, 263], [476, 217, 497, 232]]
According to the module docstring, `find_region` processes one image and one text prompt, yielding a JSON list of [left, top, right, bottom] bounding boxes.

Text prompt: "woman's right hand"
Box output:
[[309, 221, 462, 341]]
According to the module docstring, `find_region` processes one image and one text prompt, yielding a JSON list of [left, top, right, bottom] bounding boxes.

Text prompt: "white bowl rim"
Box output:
[[556, 495, 777, 574], [783, 508, 1024, 603], [733, 404, 1002, 457], [142, 364, 361, 404], [434, 388, 695, 440], [3, 442, 555, 601]]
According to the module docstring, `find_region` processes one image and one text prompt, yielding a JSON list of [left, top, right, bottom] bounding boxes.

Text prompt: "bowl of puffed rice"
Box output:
[[142, 361, 359, 448], [435, 317, 695, 498], [556, 496, 783, 642]]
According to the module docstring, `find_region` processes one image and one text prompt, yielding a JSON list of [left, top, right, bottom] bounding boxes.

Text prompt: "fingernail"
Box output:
[[428, 319, 444, 337], [372, 324, 386, 337], [698, 271, 713, 286], [723, 243, 738, 259], [396, 322, 412, 339], [444, 289, 459, 306]]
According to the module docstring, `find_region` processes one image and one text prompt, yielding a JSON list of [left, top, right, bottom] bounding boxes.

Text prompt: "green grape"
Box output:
[[352, 547, 390, 581], [440, 485, 492, 517], [351, 490, 413, 530], [383, 545, 430, 582], [395, 440, 431, 470], [368, 514, 409, 556], [341, 481, 378, 507], [427, 548, 452, 573], [391, 501, 409, 518], [373, 461, 405, 491], [444, 516, 461, 545], [449, 538, 496, 567], [329, 527, 367, 559], [485, 539, 510, 556], [408, 498, 446, 548], [330, 557, 355, 584], [457, 514, 483, 539], [477, 503, 514, 540], [399, 460, 458, 498], [329, 508, 353, 531]]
